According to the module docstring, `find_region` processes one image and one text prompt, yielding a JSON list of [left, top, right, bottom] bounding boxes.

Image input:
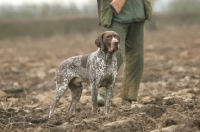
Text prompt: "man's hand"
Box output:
[[110, 0, 126, 14]]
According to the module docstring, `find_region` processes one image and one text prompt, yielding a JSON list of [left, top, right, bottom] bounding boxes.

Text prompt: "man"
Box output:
[[97, 0, 152, 105]]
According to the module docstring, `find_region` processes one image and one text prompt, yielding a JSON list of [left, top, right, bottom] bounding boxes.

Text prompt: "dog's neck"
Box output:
[[97, 48, 116, 62]]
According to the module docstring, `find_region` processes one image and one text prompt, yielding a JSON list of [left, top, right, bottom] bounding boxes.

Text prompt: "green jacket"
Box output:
[[98, 0, 151, 28], [113, 0, 145, 23]]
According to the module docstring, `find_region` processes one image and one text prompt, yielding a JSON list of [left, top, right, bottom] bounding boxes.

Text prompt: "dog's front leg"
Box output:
[[105, 85, 113, 115], [91, 83, 99, 114]]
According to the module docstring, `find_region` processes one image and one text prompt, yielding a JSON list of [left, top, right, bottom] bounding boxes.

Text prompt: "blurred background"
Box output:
[[0, 0, 200, 39]]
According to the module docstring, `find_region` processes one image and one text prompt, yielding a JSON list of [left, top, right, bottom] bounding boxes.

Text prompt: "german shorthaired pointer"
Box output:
[[49, 31, 120, 118]]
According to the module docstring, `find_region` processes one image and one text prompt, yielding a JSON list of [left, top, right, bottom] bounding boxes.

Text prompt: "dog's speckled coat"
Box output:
[[49, 31, 120, 118]]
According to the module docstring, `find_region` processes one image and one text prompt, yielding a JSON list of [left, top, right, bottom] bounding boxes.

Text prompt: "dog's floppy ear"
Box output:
[[95, 32, 105, 51]]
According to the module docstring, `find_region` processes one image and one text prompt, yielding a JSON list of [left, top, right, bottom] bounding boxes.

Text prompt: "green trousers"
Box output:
[[99, 21, 145, 101]]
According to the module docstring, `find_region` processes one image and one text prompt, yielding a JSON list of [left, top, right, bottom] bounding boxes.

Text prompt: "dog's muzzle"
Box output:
[[109, 38, 119, 52]]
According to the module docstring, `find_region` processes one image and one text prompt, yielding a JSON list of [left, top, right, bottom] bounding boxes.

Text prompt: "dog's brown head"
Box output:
[[95, 31, 120, 53]]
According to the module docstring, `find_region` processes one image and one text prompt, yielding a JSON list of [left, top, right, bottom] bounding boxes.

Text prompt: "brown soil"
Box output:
[[0, 25, 200, 132]]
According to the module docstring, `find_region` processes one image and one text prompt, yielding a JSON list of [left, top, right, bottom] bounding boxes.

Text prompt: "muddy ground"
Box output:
[[0, 25, 200, 132]]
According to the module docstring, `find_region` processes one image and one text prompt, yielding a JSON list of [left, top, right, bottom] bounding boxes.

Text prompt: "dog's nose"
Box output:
[[112, 38, 119, 44], [114, 41, 119, 46]]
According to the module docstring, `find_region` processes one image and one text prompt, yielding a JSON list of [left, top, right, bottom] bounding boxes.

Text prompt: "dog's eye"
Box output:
[[106, 36, 111, 39], [113, 35, 118, 39], [114, 35, 119, 41]]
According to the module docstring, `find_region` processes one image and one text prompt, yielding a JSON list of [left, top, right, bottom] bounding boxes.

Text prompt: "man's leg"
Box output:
[[121, 21, 145, 101]]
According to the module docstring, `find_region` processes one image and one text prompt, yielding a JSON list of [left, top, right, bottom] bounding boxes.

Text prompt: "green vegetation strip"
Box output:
[[0, 16, 103, 39]]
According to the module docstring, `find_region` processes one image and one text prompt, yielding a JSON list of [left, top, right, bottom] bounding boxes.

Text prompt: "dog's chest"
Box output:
[[100, 73, 115, 87], [83, 50, 117, 86], [94, 57, 117, 86]]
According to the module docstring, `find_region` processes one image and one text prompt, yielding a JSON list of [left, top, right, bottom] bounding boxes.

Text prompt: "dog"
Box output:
[[49, 31, 120, 118]]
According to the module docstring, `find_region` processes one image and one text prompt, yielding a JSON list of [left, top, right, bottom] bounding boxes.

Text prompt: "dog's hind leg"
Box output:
[[67, 78, 83, 117], [49, 81, 69, 118]]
